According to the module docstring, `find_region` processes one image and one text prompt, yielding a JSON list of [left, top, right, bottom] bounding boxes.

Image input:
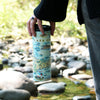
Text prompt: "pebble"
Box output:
[[38, 82, 65, 94], [73, 95, 91, 100]]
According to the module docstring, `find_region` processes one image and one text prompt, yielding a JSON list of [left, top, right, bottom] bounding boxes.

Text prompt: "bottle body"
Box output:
[[32, 30, 51, 81]]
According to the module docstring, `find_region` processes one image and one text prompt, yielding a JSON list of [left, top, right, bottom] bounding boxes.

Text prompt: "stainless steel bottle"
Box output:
[[32, 25, 51, 81]]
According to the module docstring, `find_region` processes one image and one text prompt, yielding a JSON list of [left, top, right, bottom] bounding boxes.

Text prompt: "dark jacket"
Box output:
[[34, 0, 100, 25]]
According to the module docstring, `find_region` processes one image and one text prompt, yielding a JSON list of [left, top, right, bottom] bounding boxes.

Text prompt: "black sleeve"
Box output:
[[34, 0, 69, 22]]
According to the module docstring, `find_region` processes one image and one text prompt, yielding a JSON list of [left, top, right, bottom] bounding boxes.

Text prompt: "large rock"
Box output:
[[38, 82, 65, 94], [67, 60, 86, 70], [0, 71, 37, 96], [0, 89, 31, 100]]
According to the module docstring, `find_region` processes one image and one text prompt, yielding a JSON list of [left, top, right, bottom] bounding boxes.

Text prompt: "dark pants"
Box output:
[[82, 0, 100, 99]]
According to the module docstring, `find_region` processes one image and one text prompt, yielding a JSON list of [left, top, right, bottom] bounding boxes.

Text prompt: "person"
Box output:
[[27, 0, 100, 99]]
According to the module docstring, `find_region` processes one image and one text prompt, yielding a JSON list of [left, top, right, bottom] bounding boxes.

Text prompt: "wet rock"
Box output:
[[71, 74, 92, 80], [52, 54, 61, 63], [67, 60, 86, 70], [0, 71, 37, 96], [26, 73, 33, 78], [85, 79, 94, 88], [38, 82, 65, 94], [19, 60, 27, 67], [0, 42, 5, 49], [14, 67, 33, 73], [2, 58, 8, 64], [0, 89, 31, 100], [7, 39, 14, 44], [73, 95, 91, 100], [86, 63, 91, 70], [56, 62, 67, 71], [9, 48, 19, 53], [73, 81, 81, 85], [66, 56, 78, 62], [57, 46, 68, 53], [25, 62, 33, 67], [63, 68, 78, 78], [51, 62, 59, 77]]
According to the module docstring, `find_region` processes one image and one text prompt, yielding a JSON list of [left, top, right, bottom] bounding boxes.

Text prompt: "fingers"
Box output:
[[27, 17, 32, 36], [50, 21, 55, 36], [37, 19, 45, 36], [27, 16, 55, 37], [30, 17, 37, 37], [27, 16, 37, 37]]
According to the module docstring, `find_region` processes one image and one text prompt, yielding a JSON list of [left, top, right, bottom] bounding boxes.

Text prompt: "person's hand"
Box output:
[[27, 16, 55, 37]]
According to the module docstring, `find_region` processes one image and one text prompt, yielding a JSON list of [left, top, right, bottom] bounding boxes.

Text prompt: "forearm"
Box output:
[[34, 0, 69, 22]]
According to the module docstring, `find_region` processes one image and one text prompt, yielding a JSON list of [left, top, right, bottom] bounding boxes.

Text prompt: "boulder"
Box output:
[[0, 89, 30, 100], [0, 71, 37, 96]]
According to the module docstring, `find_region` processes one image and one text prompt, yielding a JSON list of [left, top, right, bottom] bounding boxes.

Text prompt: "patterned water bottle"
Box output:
[[32, 24, 51, 81]]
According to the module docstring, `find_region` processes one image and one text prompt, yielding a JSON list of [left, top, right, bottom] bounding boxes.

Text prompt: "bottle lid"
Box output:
[[35, 24, 51, 31]]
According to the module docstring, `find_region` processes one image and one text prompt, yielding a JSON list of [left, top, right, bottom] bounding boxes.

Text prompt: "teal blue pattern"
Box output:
[[32, 31, 51, 81]]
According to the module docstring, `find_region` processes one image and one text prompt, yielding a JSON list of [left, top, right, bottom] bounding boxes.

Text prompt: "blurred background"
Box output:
[[0, 0, 86, 40]]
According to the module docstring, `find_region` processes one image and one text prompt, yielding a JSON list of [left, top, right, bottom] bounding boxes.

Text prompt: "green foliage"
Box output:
[[0, 0, 35, 40], [0, 0, 86, 40]]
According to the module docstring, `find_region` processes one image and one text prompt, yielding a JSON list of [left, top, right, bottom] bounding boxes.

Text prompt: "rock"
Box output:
[[19, 60, 27, 67], [57, 82, 67, 86], [14, 67, 33, 73], [0, 64, 3, 70], [0, 89, 31, 100], [0, 42, 5, 49], [0, 71, 37, 96], [71, 74, 92, 80], [26, 73, 33, 78], [34, 80, 52, 87], [73, 95, 91, 100], [63, 68, 78, 78], [57, 46, 68, 53], [23, 67, 33, 73], [51, 62, 59, 77], [73, 81, 81, 85], [8, 55, 20, 67], [9, 48, 19, 53], [25, 62, 33, 67], [67, 60, 86, 70], [85, 79, 94, 88], [66, 56, 78, 62], [51, 54, 61, 63], [2, 58, 8, 64], [38, 82, 65, 94], [86, 63, 91, 70], [56, 62, 67, 71]]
